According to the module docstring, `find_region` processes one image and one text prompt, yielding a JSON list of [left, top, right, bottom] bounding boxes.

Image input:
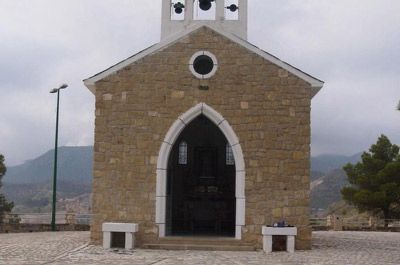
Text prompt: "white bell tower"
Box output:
[[161, 0, 248, 40]]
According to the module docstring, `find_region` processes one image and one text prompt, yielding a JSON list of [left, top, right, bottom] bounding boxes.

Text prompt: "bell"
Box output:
[[174, 2, 185, 14], [226, 4, 238, 12], [199, 0, 214, 11]]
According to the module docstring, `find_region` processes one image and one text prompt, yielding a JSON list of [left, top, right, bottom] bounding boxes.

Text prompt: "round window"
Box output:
[[193, 55, 214, 75], [189, 51, 218, 79]]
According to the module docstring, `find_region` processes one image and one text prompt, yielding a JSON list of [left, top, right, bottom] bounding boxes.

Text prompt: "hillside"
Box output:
[[3, 146, 93, 184], [3, 180, 91, 212], [1, 146, 93, 212], [311, 153, 361, 173], [310, 169, 349, 211], [310, 153, 362, 213]]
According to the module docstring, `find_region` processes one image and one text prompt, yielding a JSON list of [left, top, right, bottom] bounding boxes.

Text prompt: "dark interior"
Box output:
[[111, 232, 125, 248], [193, 55, 214, 75], [166, 115, 235, 236], [272, 235, 287, 251]]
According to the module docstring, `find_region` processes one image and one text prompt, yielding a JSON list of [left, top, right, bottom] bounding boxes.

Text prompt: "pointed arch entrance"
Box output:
[[156, 103, 245, 239], [168, 115, 235, 236]]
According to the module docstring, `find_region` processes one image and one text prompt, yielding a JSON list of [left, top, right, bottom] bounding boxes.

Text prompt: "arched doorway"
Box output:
[[166, 115, 235, 236], [155, 103, 245, 239]]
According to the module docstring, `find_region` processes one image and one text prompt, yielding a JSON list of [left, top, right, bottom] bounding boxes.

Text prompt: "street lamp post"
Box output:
[[50, 83, 68, 231]]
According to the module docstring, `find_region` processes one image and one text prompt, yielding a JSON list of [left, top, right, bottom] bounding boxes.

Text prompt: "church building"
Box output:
[[84, 0, 324, 250]]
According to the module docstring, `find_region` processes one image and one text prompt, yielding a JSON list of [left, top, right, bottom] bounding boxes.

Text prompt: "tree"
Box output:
[[341, 135, 400, 226], [0, 154, 14, 224]]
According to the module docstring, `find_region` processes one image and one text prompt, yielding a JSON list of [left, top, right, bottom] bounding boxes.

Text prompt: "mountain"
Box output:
[[310, 168, 349, 211], [3, 146, 93, 184], [311, 153, 362, 173], [310, 170, 325, 181], [309, 152, 363, 213], [2, 146, 93, 212], [3, 180, 91, 211]]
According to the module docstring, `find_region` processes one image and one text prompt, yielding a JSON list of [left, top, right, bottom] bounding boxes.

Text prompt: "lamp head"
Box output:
[[50, 84, 68, 93], [59, 84, 68, 89]]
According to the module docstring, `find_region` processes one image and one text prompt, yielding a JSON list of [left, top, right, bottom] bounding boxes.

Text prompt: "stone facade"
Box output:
[[90, 26, 313, 250]]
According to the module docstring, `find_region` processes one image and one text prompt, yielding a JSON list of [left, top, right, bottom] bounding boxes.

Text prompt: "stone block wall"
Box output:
[[90, 27, 312, 250]]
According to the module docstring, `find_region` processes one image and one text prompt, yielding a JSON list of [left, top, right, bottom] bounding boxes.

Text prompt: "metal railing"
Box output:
[[3, 214, 400, 230], [310, 216, 400, 229], [4, 213, 92, 225], [309, 218, 327, 227]]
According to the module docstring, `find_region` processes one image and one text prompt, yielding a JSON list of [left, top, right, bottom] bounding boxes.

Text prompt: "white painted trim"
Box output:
[[189, 51, 204, 65], [235, 171, 245, 198], [83, 24, 323, 97], [155, 103, 246, 239], [185, 0, 194, 21], [155, 196, 166, 224], [103, 231, 111, 248], [179, 103, 202, 124], [156, 169, 167, 197], [262, 226, 297, 236], [163, 119, 185, 144], [102, 223, 139, 233], [189, 51, 218, 79], [236, 198, 246, 226], [156, 142, 172, 170], [125, 232, 134, 249], [216, 0, 225, 21], [235, 225, 242, 240], [219, 120, 239, 146], [203, 102, 225, 125], [231, 144, 245, 171], [158, 223, 166, 238]]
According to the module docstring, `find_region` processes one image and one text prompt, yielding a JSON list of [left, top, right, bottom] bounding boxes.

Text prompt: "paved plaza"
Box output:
[[0, 231, 399, 264]]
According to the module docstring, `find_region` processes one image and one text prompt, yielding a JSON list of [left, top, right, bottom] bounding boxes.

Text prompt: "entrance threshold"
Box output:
[[145, 236, 254, 251], [161, 236, 238, 241]]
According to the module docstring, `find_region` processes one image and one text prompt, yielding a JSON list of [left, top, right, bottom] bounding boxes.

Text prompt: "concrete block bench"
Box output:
[[102, 223, 139, 250], [262, 226, 297, 253]]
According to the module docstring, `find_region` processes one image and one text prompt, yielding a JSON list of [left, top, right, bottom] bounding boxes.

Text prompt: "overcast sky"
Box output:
[[0, 0, 399, 166]]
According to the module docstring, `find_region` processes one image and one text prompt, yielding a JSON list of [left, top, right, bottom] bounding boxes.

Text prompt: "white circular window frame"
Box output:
[[189, 51, 218, 79]]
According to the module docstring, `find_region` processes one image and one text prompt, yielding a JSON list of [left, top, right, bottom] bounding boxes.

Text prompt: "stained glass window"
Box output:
[[226, 144, 235, 165], [178, 141, 188, 165]]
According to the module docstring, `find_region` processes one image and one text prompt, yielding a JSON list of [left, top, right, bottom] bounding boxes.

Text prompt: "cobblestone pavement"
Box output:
[[1, 231, 400, 264], [0, 231, 89, 265]]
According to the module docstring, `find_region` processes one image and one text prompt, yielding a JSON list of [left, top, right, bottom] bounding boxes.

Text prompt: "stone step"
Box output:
[[143, 243, 255, 251], [159, 236, 248, 244], [143, 236, 255, 251]]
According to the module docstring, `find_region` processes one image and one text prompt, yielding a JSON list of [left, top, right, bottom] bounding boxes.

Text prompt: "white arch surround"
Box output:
[[155, 103, 245, 239]]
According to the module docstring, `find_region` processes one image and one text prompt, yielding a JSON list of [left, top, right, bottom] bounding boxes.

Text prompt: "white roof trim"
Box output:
[[84, 23, 324, 97]]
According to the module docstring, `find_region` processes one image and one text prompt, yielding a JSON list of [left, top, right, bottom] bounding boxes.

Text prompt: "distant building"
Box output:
[[84, 0, 323, 250]]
